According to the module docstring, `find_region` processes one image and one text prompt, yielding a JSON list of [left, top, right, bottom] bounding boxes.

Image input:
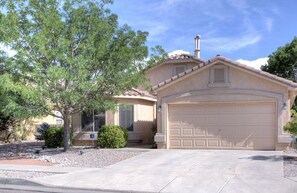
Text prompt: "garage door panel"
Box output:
[[170, 139, 181, 148], [207, 139, 220, 148], [195, 139, 206, 147], [194, 128, 206, 136], [182, 128, 194, 136], [183, 139, 194, 147], [221, 140, 233, 148], [168, 102, 275, 150], [170, 128, 181, 136]]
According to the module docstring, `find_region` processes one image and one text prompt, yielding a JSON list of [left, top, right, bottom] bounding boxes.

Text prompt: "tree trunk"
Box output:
[[63, 111, 70, 152]]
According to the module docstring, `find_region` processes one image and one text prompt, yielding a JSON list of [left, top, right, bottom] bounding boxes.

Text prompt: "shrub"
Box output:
[[120, 127, 128, 142], [284, 119, 297, 136], [98, 125, 127, 148], [44, 126, 64, 148], [35, 122, 50, 140]]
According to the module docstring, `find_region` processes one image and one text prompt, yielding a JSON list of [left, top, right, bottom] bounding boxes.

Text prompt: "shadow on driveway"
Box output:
[[241, 155, 284, 161]]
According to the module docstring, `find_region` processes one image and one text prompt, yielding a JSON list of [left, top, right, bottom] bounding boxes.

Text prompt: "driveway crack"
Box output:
[[158, 176, 178, 193], [217, 174, 236, 193]]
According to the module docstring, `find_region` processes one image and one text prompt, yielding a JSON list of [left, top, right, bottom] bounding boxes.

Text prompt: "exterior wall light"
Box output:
[[157, 105, 162, 113], [283, 102, 287, 110]]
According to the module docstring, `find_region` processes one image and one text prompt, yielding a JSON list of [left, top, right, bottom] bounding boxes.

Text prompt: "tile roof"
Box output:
[[120, 88, 156, 99], [146, 54, 205, 72], [153, 55, 297, 91], [166, 53, 205, 63]]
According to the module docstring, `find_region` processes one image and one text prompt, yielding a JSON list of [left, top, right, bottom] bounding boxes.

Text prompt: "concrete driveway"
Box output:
[[32, 150, 297, 193]]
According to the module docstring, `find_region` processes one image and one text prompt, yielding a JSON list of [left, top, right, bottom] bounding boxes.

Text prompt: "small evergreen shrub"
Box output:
[[98, 125, 127, 148], [44, 126, 64, 148]]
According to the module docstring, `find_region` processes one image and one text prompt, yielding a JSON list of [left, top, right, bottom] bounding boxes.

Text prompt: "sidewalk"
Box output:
[[0, 163, 88, 173]]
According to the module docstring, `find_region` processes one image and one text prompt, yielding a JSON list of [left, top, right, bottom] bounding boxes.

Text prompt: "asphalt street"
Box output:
[[0, 178, 125, 193]]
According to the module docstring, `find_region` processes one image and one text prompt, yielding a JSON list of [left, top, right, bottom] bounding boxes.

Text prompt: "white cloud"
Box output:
[[236, 57, 268, 70], [169, 50, 190, 56], [205, 35, 261, 52], [0, 44, 16, 57]]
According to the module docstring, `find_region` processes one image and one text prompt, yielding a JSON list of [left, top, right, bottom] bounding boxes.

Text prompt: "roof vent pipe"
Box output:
[[194, 35, 201, 59]]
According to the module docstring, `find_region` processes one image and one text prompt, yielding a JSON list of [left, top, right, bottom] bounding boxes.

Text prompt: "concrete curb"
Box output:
[[0, 177, 44, 186], [0, 164, 89, 173]]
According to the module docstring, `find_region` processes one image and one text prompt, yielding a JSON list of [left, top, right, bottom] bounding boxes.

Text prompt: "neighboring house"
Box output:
[[71, 36, 297, 150]]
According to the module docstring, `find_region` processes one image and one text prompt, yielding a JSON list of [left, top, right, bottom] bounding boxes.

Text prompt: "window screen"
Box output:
[[119, 104, 134, 131], [82, 110, 105, 132]]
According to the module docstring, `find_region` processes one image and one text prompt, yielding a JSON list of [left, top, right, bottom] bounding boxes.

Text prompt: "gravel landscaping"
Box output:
[[0, 141, 149, 179], [29, 148, 148, 168], [284, 148, 297, 178]]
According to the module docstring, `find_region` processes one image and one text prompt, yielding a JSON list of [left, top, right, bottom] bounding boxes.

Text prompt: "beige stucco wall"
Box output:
[[146, 62, 198, 87], [71, 98, 156, 145], [155, 62, 294, 150], [114, 98, 156, 144]]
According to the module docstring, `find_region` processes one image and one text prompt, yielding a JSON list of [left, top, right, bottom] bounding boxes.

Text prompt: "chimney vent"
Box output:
[[194, 35, 201, 59]]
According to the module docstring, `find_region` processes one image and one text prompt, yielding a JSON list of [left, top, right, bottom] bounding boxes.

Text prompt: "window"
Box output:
[[119, 104, 134, 131], [208, 65, 230, 88], [82, 110, 105, 132], [54, 111, 63, 125], [214, 68, 225, 83], [174, 65, 186, 76], [55, 119, 63, 125]]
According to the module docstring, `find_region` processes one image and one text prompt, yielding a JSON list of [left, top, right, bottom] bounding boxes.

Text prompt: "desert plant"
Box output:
[[98, 125, 127, 148], [44, 127, 64, 148]]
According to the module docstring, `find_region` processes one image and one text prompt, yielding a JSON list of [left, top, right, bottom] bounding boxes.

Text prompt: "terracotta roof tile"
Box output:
[[122, 88, 156, 99], [147, 54, 205, 72]]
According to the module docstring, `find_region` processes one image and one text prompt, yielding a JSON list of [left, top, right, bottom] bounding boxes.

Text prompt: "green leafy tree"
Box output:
[[0, 73, 47, 142], [145, 46, 168, 70], [0, 51, 47, 142], [0, 0, 150, 151], [261, 37, 297, 80]]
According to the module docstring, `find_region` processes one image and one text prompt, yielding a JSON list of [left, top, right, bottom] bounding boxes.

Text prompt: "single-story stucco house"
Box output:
[[70, 35, 297, 150]]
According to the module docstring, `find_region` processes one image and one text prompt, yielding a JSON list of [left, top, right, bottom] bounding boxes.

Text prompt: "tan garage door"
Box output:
[[169, 102, 275, 150]]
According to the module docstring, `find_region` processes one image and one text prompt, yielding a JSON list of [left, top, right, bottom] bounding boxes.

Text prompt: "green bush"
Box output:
[[120, 127, 128, 142], [98, 125, 127, 148], [44, 127, 64, 148], [284, 119, 297, 136]]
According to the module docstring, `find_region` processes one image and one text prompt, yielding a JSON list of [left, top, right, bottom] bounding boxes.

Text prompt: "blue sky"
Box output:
[[108, 0, 297, 69]]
